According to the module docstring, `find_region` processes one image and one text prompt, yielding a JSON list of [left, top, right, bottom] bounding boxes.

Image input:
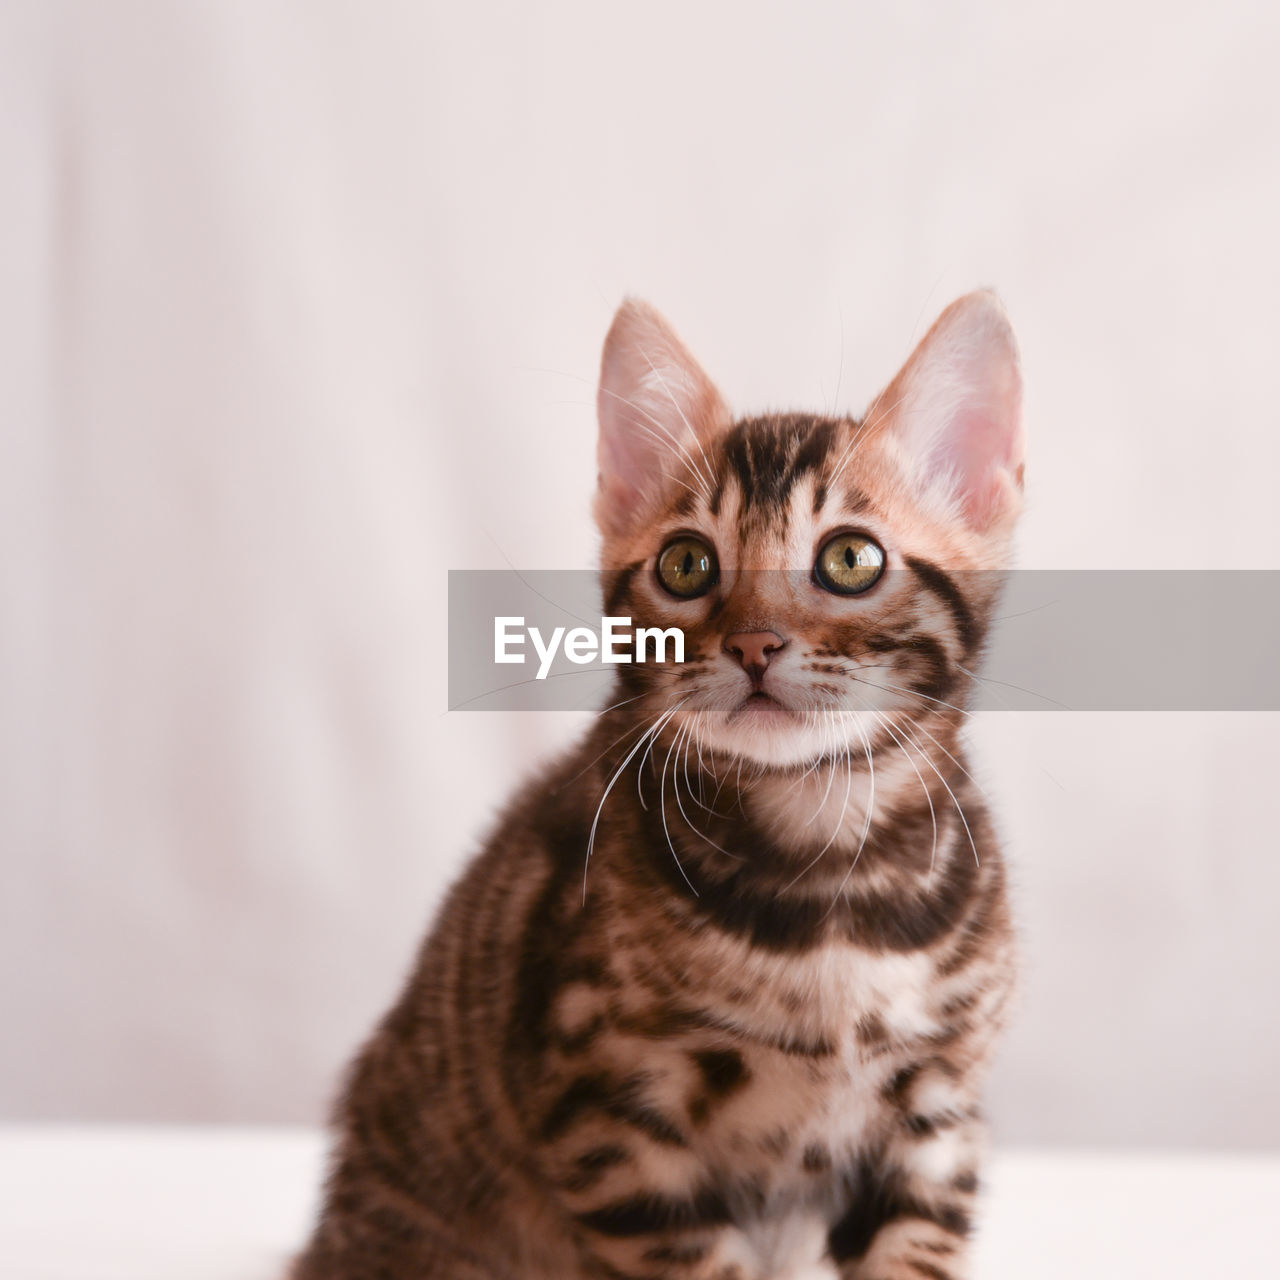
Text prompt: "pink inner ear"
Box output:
[[931, 395, 1026, 528], [595, 300, 728, 536], [596, 360, 695, 528], [893, 292, 1026, 532], [597, 411, 662, 514]]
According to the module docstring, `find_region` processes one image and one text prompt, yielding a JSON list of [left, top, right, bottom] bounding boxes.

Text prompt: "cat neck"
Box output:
[[593, 708, 978, 890], [581, 709, 988, 955]]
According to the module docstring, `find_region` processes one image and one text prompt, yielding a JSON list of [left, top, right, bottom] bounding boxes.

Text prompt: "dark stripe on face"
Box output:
[[784, 418, 838, 489], [604, 561, 643, 619], [575, 1186, 733, 1237], [723, 431, 759, 508], [839, 485, 874, 514], [716, 416, 840, 514], [905, 633, 955, 703], [905, 557, 980, 654], [670, 489, 698, 518], [860, 630, 954, 705]]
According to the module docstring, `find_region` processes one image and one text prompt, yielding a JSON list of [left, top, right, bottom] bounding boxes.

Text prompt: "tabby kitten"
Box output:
[[295, 292, 1025, 1280]]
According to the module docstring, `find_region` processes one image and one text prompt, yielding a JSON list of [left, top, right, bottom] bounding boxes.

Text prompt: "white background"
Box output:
[[2, 1, 1277, 1147]]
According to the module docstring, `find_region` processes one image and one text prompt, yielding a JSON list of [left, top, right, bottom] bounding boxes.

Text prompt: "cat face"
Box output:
[[595, 296, 1025, 768]]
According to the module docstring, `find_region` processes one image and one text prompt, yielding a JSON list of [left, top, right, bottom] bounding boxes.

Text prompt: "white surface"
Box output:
[[0, 1127, 1276, 1280], [2, 1, 1280, 1146]]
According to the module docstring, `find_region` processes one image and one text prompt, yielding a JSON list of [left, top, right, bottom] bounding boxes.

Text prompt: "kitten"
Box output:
[[294, 292, 1025, 1280]]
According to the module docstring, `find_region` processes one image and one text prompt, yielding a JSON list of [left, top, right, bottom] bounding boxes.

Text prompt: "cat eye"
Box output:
[[656, 535, 719, 599], [814, 532, 885, 595]]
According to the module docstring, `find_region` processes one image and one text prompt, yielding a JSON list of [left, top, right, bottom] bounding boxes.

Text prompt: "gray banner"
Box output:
[[447, 570, 1280, 711]]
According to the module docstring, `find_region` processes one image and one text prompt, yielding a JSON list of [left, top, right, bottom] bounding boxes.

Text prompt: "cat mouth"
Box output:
[[727, 690, 791, 720]]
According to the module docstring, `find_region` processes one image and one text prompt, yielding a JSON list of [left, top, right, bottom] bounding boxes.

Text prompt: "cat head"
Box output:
[[594, 294, 1025, 768]]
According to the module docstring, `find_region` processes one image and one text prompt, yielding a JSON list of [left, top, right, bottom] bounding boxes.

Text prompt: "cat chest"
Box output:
[[689, 940, 947, 1063], [684, 946, 942, 1152], [537, 943, 956, 1279], [560, 943, 945, 1176]]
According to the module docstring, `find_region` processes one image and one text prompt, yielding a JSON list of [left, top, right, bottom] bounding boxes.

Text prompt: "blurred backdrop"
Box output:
[[2, 1, 1278, 1148]]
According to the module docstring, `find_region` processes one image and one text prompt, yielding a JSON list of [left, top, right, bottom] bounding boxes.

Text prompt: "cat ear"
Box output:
[[595, 299, 729, 538], [875, 291, 1025, 533]]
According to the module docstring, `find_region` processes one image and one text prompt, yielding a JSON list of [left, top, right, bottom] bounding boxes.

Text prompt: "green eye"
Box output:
[[657, 536, 718, 599], [815, 532, 886, 595]]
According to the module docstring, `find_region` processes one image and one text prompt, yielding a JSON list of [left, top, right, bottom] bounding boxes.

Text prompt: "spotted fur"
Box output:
[[295, 292, 1025, 1280]]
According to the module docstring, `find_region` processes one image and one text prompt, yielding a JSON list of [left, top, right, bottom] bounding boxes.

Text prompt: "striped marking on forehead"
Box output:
[[708, 415, 871, 529]]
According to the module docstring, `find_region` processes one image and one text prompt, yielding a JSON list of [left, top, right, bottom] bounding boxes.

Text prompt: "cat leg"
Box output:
[[829, 1097, 984, 1280], [565, 1188, 851, 1280], [565, 1192, 755, 1280]]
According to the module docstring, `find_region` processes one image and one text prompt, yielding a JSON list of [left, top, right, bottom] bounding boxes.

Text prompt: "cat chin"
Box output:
[[683, 706, 882, 770]]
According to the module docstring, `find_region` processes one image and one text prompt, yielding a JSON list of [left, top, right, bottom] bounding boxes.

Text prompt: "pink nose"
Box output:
[[723, 631, 787, 684]]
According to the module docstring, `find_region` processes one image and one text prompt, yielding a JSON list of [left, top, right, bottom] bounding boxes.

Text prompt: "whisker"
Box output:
[[900, 714, 988, 800], [892, 714, 980, 869], [827, 389, 913, 489], [660, 719, 701, 895], [533, 372, 715, 502], [823, 714, 877, 919], [635, 346, 720, 497], [680, 717, 720, 817], [475, 524, 601, 629], [614, 411, 713, 502], [956, 662, 1070, 711], [689, 720, 718, 812], [781, 711, 854, 893], [804, 712, 842, 828], [673, 722, 741, 860], [843, 670, 974, 720], [583, 701, 685, 902], [583, 375, 717, 501], [556, 716, 649, 792], [871, 708, 938, 878], [444, 663, 612, 714], [595, 690, 650, 718], [603, 386, 715, 502]]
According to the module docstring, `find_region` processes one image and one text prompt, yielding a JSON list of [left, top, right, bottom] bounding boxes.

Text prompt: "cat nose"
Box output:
[[723, 631, 787, 684]]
